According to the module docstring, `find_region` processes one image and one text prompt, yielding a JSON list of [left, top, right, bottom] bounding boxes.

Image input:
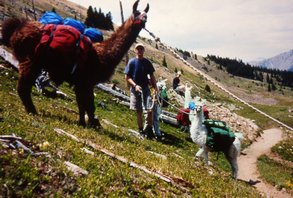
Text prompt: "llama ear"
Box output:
[[144, 3, 149, 13], [133, 0, 139, 13]]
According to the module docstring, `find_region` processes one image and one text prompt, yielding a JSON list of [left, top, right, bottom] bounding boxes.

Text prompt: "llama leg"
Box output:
[[75, 86, 86, 126], [202, 146, 212, 165], [195, 146, 211, 165], [85, 88, 101, 128], [195, 147, 204, 158], [17, 60, 40, 114], [224, 151, 238, 179], [75, 86, 101, 128]]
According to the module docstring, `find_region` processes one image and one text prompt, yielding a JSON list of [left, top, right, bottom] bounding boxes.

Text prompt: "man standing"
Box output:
[[125, 43, 158, 138]]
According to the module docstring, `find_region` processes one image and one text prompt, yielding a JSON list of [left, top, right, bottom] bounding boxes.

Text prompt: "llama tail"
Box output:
[[1, 18, 27, 47]]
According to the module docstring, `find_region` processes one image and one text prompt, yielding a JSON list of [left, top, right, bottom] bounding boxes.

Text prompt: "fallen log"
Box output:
[[64, 161, 88, 176], [96, 84, 130, 102], [0, 135, 22, 140], [160, 114, 179, 127], [161, 110, 177, 118], [96, 83, 180, 127], [0, 46, 19, 69], [54, 127, 193, 193]]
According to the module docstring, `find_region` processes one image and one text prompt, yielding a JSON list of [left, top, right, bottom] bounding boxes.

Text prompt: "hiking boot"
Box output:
[[138, 129, 147, 138], [154, 135, 165, 141], [154, 136, 161, 141], [143, 126, 154, 139]]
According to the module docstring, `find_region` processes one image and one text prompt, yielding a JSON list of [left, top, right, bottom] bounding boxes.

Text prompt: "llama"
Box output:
[[1, 1, 149, 127], [185, 86, 243, 179]]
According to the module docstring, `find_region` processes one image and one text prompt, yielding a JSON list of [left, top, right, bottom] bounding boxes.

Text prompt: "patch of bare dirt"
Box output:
[[238, 128, 292, 198]]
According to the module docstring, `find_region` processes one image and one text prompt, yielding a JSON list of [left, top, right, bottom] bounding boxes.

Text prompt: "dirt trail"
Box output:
[[238, 128, 292, 198]]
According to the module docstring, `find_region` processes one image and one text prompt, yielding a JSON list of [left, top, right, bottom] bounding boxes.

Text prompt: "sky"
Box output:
[[69, 0, 293, 62]]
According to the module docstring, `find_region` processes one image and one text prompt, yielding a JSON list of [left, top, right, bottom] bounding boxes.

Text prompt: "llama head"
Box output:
[[189, 103, 207, 144], [157, 79, 167, 90], [131, 0, 149, 28], [189, 101, 205, 124]]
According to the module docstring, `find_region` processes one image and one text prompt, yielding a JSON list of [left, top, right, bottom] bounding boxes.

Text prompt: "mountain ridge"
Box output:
[[250, 49, 293, 72]]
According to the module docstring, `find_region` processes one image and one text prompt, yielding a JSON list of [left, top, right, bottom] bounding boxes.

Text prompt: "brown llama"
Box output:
[[1, 0, 149, 127]]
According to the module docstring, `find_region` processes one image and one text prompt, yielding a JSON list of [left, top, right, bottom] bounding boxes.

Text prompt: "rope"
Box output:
[[143, 28, 293, 132], [156, 91, 193, 115]]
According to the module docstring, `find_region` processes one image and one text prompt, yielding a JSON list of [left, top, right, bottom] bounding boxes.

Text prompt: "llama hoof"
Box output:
[[78, 120, 86, 127], [248, 179, 260, 185], [88, 118, 102, 129], [28, 111, 38, 115], [27, 108, 37, 115]]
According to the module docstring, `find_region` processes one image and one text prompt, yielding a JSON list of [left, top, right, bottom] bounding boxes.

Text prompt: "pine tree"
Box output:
[[85, 6, 94, 27], [205, 84, 211, 93], [268, 84, 271, 92], [271, 81, 277, 91], [266, 73, 271, 83], [85, 6, 113, 30], [162, 56, 167, 67], [259, 72, 264, 82]]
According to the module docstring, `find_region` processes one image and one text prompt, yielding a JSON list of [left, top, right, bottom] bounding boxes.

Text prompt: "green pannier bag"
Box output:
[[204, 119, 236, 152]]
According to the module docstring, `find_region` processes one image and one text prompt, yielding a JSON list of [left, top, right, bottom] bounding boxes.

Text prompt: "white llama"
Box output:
[[185, 86, 243, 179]]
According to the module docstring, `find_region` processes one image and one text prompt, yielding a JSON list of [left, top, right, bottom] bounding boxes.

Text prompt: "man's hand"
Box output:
[[135, 85, 142, 93], [153, 87, 158, 96]]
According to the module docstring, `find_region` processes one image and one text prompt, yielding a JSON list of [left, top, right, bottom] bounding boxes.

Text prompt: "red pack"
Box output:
[[176, 108, 191, 126], [36, 24, 92, 54], [203, 105, 209, 119]]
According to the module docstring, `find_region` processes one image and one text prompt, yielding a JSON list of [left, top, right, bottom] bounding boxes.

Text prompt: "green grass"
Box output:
[[253, 104, 293, 128], [271, 138, 293, 162], [258, 155, 293, 192], [0, 64, 262, 197], [1, 0, 292, 195]]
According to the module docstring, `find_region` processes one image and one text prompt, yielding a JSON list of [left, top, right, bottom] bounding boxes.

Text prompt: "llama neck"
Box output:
[[194, 112, 203, 128], [191, 109, 205, 131], [190, 110, 207, 145], [184, 90, 191, 109], [93, 17, 142, 81]]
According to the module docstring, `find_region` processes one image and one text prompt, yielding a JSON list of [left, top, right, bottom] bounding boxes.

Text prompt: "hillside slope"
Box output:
[[0, 60, 262, 197], [0, 0, 292, 196], [1, 0, 292, 131]]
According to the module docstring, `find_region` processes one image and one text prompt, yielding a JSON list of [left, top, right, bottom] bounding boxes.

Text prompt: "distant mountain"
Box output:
[[250, 49, 293, 72]]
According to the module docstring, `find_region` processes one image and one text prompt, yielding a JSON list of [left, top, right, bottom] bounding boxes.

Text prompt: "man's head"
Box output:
[[135, 43, 145, 58]]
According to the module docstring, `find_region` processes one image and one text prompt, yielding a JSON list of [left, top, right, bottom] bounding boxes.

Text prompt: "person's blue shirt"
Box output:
[[124, 57, 155, 90]]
